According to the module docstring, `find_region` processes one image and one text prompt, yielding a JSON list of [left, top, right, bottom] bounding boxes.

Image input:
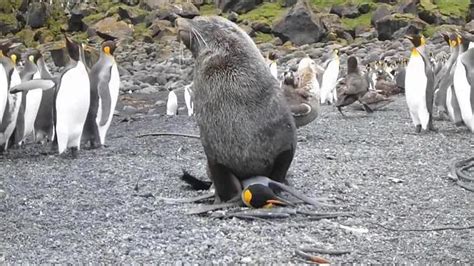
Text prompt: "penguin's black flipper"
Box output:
[[10, 79, 56, 93], [180, 170, 212, 190]]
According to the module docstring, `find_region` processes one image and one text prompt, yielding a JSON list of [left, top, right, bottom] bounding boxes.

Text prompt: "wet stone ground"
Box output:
[[0, 94, 473, 264]]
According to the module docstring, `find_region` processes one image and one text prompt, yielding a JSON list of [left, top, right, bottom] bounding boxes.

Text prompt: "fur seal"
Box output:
[[176, 16, 297, 204]]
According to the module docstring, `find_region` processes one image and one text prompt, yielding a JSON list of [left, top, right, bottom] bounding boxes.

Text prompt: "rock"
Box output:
[[68, 9, 88, 32], [272, 0, 326, 46], [251, 21, 272, 33], [216, 0, 263, 14], [470, 2, 474, 21], [140, 0, 168, 10], [358, 3, 371, 14], [149, 19, 176, 39], [397, 0, 418, 14], [120, 0, 140, 5], [26, 2, 50, 28], [0, 15, 19, 35], [143, 3, 199, 22], [319, 13, 352, 41], [192, 0, 205, 7], [280, 0, 297, 7], [375, 13, 426, 41], [92, 16, 134, 40], [118, 6, 147, 25], [371, 4, 392, 26], [330, 5, 360, 18], [465, 20, 474, 33], [240, 24, 255, 37], [228, 12, 239, 22]]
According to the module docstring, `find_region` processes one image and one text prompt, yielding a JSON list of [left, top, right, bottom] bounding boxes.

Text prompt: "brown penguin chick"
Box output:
[[350, 90, 394, 111], [336, 56, 372, 116], [283, 58, 321, 128], [375, 74, 401, 96]]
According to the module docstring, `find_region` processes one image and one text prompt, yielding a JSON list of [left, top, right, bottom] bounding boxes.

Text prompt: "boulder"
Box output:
[[120, 0, 140, 5], [149, 19, 176, 39], [26, 2, 50, 29], [330, 5, 360, 18], [465, 20, 474, 33], [358, 3, 371, 14], [228, 11, 239, 22], [118, 6, 147, 24], [280, 0, 297, 7], [251, 21, 272, 34], [375, 13, 427, 40], [371, 4, 392, 25], [397, 0, 418, 14], [470, 1, 474, 21], [143, 2, 199, 23], [272, 0, 326, 45], [0, 15, 19, 35], [92, 16, 134, 40], [68, 9, 88, 32], [319, 13, 352, 41], [140, 0, 168, 10], [216, 0, 263, 14]]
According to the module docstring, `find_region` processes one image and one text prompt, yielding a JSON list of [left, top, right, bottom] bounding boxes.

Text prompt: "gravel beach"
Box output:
[[1, 92, 472, 263]]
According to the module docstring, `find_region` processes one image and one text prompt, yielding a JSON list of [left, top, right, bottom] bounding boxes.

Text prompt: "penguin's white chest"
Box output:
[[453, 57, 474, 131], [184, 85, 193, 116], [23, 71, 43, 137], [269, 62, 278, 80], [55, 61, 90, 152], [167, 90, 178, 115], [405, 56, 427, 109], [97, 62, 120, 144], [320, 59, 340, 103]]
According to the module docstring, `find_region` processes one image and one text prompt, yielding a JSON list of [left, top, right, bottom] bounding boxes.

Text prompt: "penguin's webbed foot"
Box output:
[[70, 147, 79, 159], [337, 106, 346, 117], [362, 103, 374, 113], [415, 125, 422, 133]]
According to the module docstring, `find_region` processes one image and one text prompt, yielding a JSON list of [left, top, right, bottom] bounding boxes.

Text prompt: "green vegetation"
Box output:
[[422, 24, 437, 37], [0, 0, 21, 13], [133, 23, 151, 39], [341, 12, 372, 30], [240, 2, 286, 24], [0, 13, 16, 24], [84, 13, 105, 25], [310, 0, 374, 8], [254, 32, 273, 43], [435, 0, 469, 17], [15, 28, 37, 47], [200, 4, 219, 16]]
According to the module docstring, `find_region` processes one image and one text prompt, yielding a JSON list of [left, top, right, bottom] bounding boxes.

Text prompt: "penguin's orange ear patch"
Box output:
[[104, 46, 111, 55]]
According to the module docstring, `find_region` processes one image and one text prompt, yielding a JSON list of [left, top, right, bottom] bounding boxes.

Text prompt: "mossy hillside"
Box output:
[[341, 12, 373, 30], [0, 0, 21, 13], [254, 32, 273, 43], [239, 2, 286, 25], [199, 4, 219, 16], [435, 0, 469, 17], [311, 0, 375, 10]]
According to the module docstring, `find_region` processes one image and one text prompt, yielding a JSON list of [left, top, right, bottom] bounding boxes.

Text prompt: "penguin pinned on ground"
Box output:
[[183, 82, 194, 116], [82, 39, 121, 149], [336, 56, 371, 116], [452, 31, 474, 132], [320, 48, 340, 105], [404, 33, 435, 133], [166, 90, 178, 115], [11, 49, 44, 147], [0, 47, 22, 152]]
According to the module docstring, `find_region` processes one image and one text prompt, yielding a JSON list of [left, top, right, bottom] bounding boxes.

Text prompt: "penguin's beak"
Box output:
[[404, 35, 413, 40]]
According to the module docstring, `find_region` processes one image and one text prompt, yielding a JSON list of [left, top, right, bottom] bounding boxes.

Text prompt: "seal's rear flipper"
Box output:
[[268, 181, 342, 208], [180, 170, 212, 190]]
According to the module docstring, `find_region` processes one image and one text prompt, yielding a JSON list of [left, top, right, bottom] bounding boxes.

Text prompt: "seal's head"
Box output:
[[176, 16, 263, 61]]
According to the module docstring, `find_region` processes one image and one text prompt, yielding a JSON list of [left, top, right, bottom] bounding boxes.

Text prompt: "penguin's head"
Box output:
[[26, 49, 42, 64], [241, 184, 291, 209], [101, 40, 117, 56], [7, 50, 20, 65], [267, 51, 278, 61], [333, 48, 340, 57], [64, 34, 81, 61], [405, 34, 426, 48]]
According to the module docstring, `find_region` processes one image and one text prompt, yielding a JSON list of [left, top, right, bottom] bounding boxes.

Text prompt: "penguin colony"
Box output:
[[1, 16, 473, 210], [0, 33, 121, 157]]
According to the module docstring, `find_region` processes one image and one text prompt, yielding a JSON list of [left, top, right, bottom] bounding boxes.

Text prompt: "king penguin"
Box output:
[[266, 51, 278, 80], [404, 33, 435, 133], [166, 90, 178, 115], [452, 31, 474, 132], [0, 48, 22, 151], [82, 40, 120, 148], [183, 82, 194, 116], [55, 35, 91, 156], [320, 49, 340, 105], [12, 49, 44, 147], [433, 32, 463, 125], [33, 50, 55, 143]]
